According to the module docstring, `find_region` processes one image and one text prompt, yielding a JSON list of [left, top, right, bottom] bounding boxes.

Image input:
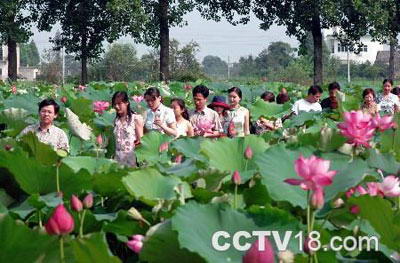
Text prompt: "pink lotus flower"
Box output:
[[244, 146, 253, 160], [243, 237, 275, 263], [93, 101, 110, 114], [159, 142, 169, 152], [11, 85, 17, 94], [355, 185, 367, 195], [285, 155, 337, 209], [61, 96, 68, 104], [132, 95, 144, 103], [45, 204, 75, 235], [371, 115, 394, 132], [96, 134, 103, 146], [345, 188, 355, 198], [349, 205, 360, 214], [127, 234, 144, 253], [183, 84, 192, 91], [71, 195, 83, 212], [78, 85, 86, 91], [174, 154, 183, 164], [337, 111, 376, 147], [83, 193, 93, 209], [379, 176, 400, 197], [195, 119, 214, 135], [366, 182, 382, 196], [232, 170, 241, 185]]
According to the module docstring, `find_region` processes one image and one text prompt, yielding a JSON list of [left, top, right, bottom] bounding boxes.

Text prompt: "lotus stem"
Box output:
[[234, 185, 238, 209], [56, 161, 61, 193], [60, 236, 65, 263], [38, 210, 43, 228], [79, 209, 87, 238]]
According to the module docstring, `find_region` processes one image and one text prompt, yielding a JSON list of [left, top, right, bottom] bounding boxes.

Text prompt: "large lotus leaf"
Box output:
[[3, 93, 40, 114], [159, 159, 198, 179], [58, 164, 92, 197], [298, 128, 346, 152], [122, 168, 182, 205], [0, 108, 29, 137], [286, 111, 320, 128], [27, 192, 62, 210], [20, 132, 59, 165], [62, 156, 118, 175], [200, 136, 268, 176], [94, 111, 116, 130], [70, 233, 121, 263], [70, 97, 94, 123], [171, 137, 207, 162], [349, 195, 400, 252], [171, 202, 302, 263], [254, 144, 314, 209], [249, 99, 291, 120], [0, 148, 55, 194], [135, 132, 172, 164], [102, 210, 144, 236], [367, 148, 400, 175], [92, 172, 127, 196], [140, 220, 205, 263], [0, 215, 57, 263], [79, 87, 113, 102], [323, 156, 369, 202]]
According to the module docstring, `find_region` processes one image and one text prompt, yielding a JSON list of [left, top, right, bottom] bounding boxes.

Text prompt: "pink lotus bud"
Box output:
[[174, 154, 183, 164], [243, 237, 275, 263], [311, 188, 325, 209], [244, 146, 253, 159], [60, 96, 68, 104], [159, 142, 169, 152], [78, 85, 86, 91], [232, 170, 241, 185], [303, 236, 318, 255], [83, 193, 93, 209], [11, 85, 17, 94], [132, 95, 144, 103], [4, 144, 13, 151], [345, 188, 355, 198], [44, 204, 75, 235], [379, 175, 400, 197], [96, 134, 103, 146], [71, 195, 83, 212], [355, 185, 367, 195], [127, 234, 145, 253], [350, 205, 360, 214]]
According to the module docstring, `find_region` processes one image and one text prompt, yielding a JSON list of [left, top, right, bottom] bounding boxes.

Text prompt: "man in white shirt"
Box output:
[[292, 85, 323, 115]]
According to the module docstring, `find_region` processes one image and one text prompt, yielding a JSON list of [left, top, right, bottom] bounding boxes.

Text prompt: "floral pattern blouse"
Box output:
[[377, 93, 400, 115], [113, 114, 142, 167]]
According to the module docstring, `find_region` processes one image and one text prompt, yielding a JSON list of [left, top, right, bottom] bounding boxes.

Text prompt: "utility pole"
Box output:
[[227, 56, 230, 80], [62, 46, 65, 87]]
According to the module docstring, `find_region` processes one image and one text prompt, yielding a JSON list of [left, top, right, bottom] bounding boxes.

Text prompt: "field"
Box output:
[[0, 80, 399, 263]]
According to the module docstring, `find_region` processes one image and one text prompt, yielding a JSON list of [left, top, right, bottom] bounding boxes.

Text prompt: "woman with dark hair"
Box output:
[[170, 98, 194, 137], [377, 79, 399, 115], [392, 86, 400, 99], [227, 87, 250, 137], [260, 91, 275, 102], [361, 88, 380, 116], [112, 91, 144, 167], [143, 87, 177, 137]]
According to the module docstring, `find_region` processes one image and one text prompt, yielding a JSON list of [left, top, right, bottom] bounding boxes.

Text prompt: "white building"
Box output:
[[324, 28, 389, 64], [0, 44, 39, 81]]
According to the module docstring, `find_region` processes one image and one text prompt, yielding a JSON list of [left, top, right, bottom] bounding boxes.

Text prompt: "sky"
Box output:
[[31, 11, 299, 63]]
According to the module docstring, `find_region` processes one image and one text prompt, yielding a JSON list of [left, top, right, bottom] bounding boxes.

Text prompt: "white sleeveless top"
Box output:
[[227, 106, 248, 137]]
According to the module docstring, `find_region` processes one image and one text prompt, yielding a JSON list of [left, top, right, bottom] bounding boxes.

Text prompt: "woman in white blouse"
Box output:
[[377, 79, 400, 115], [143, 87, 177, 137], [227, 87, 250, 137]]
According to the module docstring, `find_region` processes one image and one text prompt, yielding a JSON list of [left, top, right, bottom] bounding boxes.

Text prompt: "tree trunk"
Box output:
[[311, 14, 323, 86], [7, 38, 18, 82], [389, 39, 396, 80], [159, 0, 170, 81], [81, 56, 88, 85]]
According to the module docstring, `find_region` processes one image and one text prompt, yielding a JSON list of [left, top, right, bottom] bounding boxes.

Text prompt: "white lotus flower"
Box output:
[[65, 108, 92, 140]]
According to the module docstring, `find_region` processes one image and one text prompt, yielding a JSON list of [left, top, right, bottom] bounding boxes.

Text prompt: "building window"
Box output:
[[0, 47, 3, 61], [337, 43, 348, 52], [0, 68, 2, 76], [363, 45, 368, 52]]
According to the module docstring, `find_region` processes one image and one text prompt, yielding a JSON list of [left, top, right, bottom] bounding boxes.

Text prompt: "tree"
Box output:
[[139, 1, 195, 81], [0, 1, 37, 81], [349, 0, 400, 79], [20, 40, 40, 67], [35, 0, 145, 84], [103, 43, 140, 81], [255, 41, 296, 74], [202, 55, 228, 78]]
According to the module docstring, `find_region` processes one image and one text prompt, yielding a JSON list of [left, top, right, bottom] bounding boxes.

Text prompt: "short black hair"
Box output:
[[276, 93, 289, 104], [228, 87, 242, 99], [39, 99, 59, 114], [192, 85, 209, 98], [308, 85, 323, 95], [328, 82, 341, 91], [260, 91, 275, 102], [144, 87, 161, 98], [392, 87, 400, 95], [383, 78, 393, 86]]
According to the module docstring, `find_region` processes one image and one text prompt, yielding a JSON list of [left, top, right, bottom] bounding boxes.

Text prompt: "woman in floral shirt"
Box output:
[[112, 91, 144, 167]]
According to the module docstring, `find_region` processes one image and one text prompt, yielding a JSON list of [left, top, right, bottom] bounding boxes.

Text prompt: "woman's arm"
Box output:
[[244, 109, 250, 135], [187, 122, 194, 137], [134, 115, 144, 144]]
